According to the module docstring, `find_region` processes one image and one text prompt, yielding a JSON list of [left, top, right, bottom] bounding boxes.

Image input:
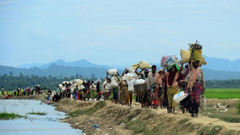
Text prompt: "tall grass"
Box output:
[[27, 112, 47, 115], [0, 112, 23, 120]]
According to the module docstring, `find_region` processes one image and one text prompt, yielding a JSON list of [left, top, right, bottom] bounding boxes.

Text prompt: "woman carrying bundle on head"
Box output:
[[163, 56, 181, 114], [186, 43, 205, 118]]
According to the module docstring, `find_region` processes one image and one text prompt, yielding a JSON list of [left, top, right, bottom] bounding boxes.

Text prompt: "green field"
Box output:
[[204, 88, 240, 99]]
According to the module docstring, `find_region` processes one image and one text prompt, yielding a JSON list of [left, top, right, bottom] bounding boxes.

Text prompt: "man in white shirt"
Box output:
[[148, 65, 157, 90]]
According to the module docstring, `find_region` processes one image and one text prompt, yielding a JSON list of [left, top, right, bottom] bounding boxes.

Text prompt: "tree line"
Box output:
[[1, 64, 240, 80], [0, 72, 99, 91], [0, 72, 239, 91]]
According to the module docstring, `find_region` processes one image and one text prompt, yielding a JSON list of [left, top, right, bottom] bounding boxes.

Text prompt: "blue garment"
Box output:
[[74, 92, 77, 101]]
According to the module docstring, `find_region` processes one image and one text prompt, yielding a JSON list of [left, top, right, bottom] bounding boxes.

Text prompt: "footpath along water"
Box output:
[[0, 99, 82, 135]]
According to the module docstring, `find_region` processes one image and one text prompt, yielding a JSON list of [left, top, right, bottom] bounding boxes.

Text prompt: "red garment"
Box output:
[[151, 91, 158, 105], [152, 100, 158, 106], [77, 92, 80, 100]]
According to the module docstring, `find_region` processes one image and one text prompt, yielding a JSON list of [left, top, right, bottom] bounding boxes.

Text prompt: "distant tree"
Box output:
[[19, 72, 23, 77], [9, 71, 13, 77]]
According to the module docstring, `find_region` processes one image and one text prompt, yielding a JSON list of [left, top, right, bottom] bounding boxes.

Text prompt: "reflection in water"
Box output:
[[0, 100, 82, 135]]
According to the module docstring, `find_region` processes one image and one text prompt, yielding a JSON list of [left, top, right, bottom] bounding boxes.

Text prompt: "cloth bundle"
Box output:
[[134, 79, 146, 85], [165, 55, 181, 71], [107, 69, 119, 76], [132, 61, 151, 69], [180, 49, 206, 67]]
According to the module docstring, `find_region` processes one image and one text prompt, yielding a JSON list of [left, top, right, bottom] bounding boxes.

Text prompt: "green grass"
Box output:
[[207, 114, 240, 123], [197, 125, 222, 135], [238, 102, 240, 114], [204, 88, 240, 99], [27, 111, 47, 115], [0, 112, 23, 119]]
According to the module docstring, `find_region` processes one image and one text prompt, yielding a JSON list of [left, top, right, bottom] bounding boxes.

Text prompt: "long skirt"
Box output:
[[183, 81, 203, 114], [120, 86, 129, 105], [167, 86, 179, 109]]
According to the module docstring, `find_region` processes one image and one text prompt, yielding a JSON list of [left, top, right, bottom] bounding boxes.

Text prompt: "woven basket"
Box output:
[[134, 83, 147, 93]]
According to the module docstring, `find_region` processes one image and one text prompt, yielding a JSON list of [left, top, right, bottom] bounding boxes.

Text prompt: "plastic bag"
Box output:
[[107, 69, 119, 76], [78, 84, 85, 90], [127, 79, 135, 92], [200, 95, 207, 111], [161, 56, 169, 67], [122, 73, 135, 81], [132, 61, 151, 69], [180, 49, 190, 63], [102, 80, 111, 92], [134, 79, 146, 85], [173, 91, 188, 103], [110, 76, 119, 88]]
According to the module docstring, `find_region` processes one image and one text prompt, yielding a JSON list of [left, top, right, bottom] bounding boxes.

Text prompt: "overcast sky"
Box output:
[[0, 0, 240, 66]]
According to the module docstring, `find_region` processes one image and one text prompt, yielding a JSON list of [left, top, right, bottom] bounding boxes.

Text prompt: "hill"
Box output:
[[1, 64, 240, 80], [17, 59, 112, 69], [16, 56, 240, 72], [204, 56, 240, 72]]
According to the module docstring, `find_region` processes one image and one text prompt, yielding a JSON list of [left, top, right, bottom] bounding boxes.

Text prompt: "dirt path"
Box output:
[[53, 98, 240, 135], [2, 96, 240, 135]]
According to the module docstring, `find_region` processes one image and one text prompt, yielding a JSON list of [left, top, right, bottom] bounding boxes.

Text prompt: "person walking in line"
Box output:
[[74, 85, 78, 101], [164, 65, 180, 114], [148, 65, 157, 108], [185, 47, 205, 118], [96, 81, 101, 101]]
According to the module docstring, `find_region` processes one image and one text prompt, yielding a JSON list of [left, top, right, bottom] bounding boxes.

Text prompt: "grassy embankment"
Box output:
[[202, 88, 240, 123]]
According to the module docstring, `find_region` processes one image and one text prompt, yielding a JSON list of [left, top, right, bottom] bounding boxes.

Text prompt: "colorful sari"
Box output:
[[183, 80, 203, 115]]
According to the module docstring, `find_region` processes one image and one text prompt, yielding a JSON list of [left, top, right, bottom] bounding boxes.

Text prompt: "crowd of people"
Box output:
[[1, 43, 206, 118], [1, 85, 41, 99], [54, 80, 102, 102], [50, 45, 205, 118]]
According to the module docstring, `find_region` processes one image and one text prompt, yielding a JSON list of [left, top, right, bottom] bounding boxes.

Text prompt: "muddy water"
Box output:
[[0, 100, 82, 135]]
